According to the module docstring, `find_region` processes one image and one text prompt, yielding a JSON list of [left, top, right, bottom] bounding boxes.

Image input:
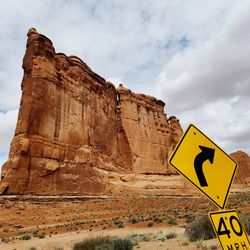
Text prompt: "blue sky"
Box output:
[[0, 0, 250, 167]]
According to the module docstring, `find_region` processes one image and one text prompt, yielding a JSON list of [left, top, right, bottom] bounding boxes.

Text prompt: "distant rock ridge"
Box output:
[[0, 28, 183, 195], [230, 151, 250, 186]]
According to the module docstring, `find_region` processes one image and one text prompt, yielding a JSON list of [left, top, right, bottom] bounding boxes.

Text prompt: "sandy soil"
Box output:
[[0, 181, 248, 250], [0, 225, 221, 250]]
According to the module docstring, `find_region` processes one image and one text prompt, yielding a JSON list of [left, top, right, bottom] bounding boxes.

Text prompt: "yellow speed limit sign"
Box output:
[[209, 210, 250, 250]]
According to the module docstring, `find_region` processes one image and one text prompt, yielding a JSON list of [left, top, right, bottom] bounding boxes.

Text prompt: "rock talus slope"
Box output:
[[0, 29, 183, 195]]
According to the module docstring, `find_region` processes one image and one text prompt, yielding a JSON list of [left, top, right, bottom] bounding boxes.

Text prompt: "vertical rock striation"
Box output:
[[117, 85, 182, 174], [0, 29, 183, 195]]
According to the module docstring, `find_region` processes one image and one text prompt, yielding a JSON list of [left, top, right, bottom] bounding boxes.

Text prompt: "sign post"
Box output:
[[169, 124, 249, 249]]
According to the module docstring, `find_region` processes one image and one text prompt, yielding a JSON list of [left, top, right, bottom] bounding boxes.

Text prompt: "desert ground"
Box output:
[[0, 176, 249, 250]]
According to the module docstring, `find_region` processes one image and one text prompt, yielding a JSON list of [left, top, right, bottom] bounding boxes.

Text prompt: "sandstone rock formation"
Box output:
[[0, 28, 182, 195], [230, 151, 250, 186], [117, 85, 182, 174]]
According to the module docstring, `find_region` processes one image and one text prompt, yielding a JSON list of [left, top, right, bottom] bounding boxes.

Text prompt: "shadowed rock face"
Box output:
[[0, 28, 183, 195]]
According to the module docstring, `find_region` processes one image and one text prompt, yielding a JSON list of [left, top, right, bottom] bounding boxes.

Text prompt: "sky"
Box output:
[[0, 0, 250, 167]]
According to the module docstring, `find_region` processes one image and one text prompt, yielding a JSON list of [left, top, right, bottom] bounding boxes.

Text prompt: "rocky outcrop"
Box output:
[[117, 85, 181, 174], [0, 28, 182, 195], [230, 151, 250, 186]]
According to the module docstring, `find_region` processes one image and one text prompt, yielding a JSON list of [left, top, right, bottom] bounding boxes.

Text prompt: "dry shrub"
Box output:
[[185, 215, 215, 242]]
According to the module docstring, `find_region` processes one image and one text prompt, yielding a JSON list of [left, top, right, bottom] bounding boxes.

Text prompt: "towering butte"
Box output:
[[0, 28, 183, 195]]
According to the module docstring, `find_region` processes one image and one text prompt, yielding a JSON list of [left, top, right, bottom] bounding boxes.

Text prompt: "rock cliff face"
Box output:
[[230, 151, 250, 186], [0, 28, 182, 195], [117, 86, 182, 174]]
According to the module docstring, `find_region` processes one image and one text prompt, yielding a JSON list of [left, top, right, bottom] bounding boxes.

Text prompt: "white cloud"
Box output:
[[0, 0, 249, 163], [0, 152, 8, 170], [0, 0, 236, 98], [156, 1, 250, 154], [0, 109, 18, 165], [0, 109, 18, 151]]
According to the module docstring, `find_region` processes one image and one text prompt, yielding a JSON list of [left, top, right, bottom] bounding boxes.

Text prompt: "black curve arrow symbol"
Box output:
[[194, 146, 215, 187]]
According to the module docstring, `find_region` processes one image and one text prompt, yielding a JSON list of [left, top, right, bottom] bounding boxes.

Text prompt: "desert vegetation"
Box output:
[[185, 215, 215, 242], [73, 236, 133, 250], [0, 191, 249, 249]]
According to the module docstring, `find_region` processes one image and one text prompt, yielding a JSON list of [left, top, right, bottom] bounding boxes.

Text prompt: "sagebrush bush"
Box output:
[[185, 214, 195, 223], [19, 235, 31, 241], [1, 238, 11, 243], [241, 213, 250, 234], [153, 217, 162, 223], [117, 222, 124, 228], [185, 215, 215, 242], [167, 216, 177, 225], [73, 237, 113, 250], [130, 218, 139, 224], [165, 232, 177, 239], [147, 222, 153, 227], [114, 238, 133, 250], [73, 236, 133, 250]]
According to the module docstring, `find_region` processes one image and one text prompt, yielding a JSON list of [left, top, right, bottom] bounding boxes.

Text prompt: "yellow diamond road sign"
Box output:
[[169, 124, 238, 209], [209, 210, 250, 250]]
